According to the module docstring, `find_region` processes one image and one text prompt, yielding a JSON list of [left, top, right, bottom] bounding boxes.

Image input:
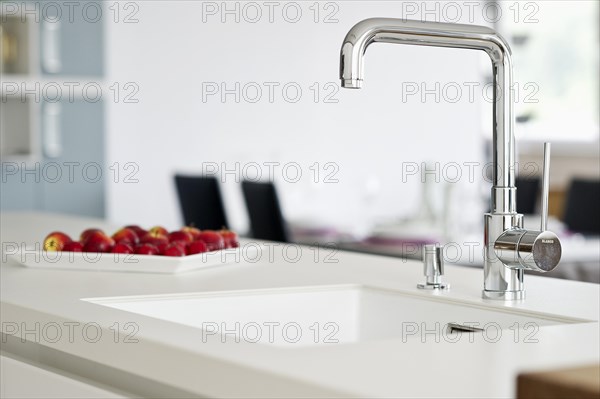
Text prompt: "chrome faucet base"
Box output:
[[483, 212, 525, 296], [418, 282, 450, 290], [482, 290, 525, 301]]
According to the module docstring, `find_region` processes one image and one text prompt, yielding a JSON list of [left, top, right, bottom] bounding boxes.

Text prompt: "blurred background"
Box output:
[[1, 1, 598, 279]]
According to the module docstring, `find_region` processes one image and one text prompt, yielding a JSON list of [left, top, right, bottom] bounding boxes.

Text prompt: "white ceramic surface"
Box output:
[[2, 212, 599, 398], [9, 245, 262, 274], [86, 284, 588, 347]]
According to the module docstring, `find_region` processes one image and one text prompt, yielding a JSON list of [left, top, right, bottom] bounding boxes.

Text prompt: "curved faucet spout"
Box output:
[[338, 18, 565, 300], [339, 18, 515, 206]]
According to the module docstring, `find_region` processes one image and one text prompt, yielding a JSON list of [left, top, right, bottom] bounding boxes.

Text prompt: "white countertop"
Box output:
[[1, 212, 599, 398]]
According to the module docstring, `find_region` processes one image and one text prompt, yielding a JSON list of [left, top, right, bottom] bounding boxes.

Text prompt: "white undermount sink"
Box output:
[[84, 285, 589, 347]]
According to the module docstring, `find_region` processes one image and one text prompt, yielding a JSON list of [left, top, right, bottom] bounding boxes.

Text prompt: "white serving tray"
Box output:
[[8, 244, 264, 274]]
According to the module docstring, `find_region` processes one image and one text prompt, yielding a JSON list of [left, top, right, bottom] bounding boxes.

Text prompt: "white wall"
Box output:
[[106, 1, 490, 233]]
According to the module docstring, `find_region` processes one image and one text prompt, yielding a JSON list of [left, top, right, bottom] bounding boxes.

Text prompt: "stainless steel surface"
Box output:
[[493, 143, 561, 273], [340, 18, 514, 193], [339, 18, 562, 300], [541, 143, 551, 231], [417, 244, 449, 290], [484, 213, 525, 296], [495, 229, 562, 272]]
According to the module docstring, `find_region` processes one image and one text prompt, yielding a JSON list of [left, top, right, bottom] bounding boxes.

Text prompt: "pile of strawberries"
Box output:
[[42, 225, 239, 257]]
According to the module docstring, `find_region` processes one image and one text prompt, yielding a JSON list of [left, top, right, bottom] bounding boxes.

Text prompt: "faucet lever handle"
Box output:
[[494, 142, 562, 273], [540, 142, 551, 231]]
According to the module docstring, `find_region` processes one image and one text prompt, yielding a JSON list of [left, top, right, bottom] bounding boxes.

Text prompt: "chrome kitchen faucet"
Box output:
[[339, 18, 562, 300]]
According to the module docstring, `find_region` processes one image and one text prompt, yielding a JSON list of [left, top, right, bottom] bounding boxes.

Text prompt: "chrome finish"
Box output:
[[483, 213, 524, 297], [339, 19, 562, 300], [495, 229, 562, 272], [541, 143, 551, 231], [481, 290, 525, 301], [493, 143, 561, 273], [417, 244, 449, 290], [340, 18, 514, 193]]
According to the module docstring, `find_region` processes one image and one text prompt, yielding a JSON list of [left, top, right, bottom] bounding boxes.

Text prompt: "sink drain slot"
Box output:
[[446, 323, 485, 334]]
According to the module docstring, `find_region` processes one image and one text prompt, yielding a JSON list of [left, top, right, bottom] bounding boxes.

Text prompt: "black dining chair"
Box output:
[[174, 175, 229, 230], [563, 178, 600, 235], [515, 177, 541, 215], [241, 181, 290, 242]]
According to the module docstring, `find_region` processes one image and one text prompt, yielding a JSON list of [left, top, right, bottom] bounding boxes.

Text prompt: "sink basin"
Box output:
[[84, 285, 588, 347]]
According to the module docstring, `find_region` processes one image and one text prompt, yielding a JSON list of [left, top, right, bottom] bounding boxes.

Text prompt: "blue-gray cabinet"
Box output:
[[40, 0, 104, 76], [1, 99, 105, 217], [0, 169, 38, 211], [1, 1, 105, 217], [39, 99, 105, 217]]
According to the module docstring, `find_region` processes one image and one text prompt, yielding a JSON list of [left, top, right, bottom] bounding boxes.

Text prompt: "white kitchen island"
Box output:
[[1, 212, 599, 398]]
